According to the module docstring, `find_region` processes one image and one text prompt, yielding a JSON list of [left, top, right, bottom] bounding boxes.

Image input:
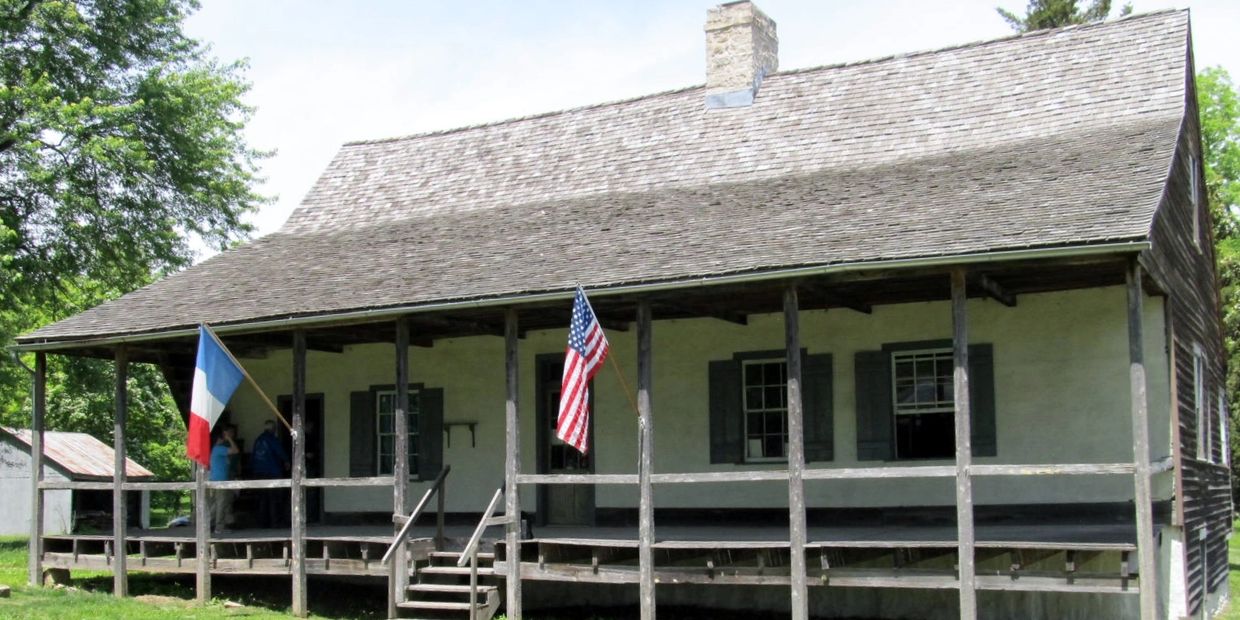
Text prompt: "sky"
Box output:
[[184, 0, 1240, 256]]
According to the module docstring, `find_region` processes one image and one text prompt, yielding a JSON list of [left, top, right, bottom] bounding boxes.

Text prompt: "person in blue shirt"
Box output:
[[208, 425, 240, 533], [250, 419, 290, 528]]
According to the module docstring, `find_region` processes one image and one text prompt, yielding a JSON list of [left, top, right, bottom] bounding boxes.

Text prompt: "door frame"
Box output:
[[276, 393, 325, 523], [535, 353, 596, 527]]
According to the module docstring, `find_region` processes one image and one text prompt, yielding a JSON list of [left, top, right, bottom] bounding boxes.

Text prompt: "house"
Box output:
[[0, 427, 153, 535], [11, 3, 1230, 619]]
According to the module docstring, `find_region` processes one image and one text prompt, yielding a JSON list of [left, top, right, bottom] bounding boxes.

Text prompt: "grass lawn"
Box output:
[[1222, 522, 1240, 620]]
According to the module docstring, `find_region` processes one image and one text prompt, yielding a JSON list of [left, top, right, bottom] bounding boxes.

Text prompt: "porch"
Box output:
[[19, 251, 1181, 618]]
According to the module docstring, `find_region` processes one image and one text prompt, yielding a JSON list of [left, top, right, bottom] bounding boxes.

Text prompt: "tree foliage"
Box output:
[[0, 0, 265, 487], [996, 0, 1132, 31]]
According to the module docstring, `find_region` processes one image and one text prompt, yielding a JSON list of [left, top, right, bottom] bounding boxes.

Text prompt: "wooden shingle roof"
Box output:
[[20, 10, 1191, 344]]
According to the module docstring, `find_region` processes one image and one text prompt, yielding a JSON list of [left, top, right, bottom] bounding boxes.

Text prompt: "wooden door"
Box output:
[[537, 355, 595, 526]]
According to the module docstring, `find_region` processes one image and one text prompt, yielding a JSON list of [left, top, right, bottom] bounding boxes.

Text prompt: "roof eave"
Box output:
[[12, 239, 1151, 352]]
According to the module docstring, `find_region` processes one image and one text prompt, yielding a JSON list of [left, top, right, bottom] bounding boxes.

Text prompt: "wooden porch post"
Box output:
[[1127, 259, 1158, 620], [637, 301, 655, 620], [784, 285, 808, 620], [504, 309, 522, 620], [950, 269, 976, 620], [195, 464, 210, 602], [113, 347, 129, 597], [28, 352, 46, 586], [393, 318, 411, 604], [291, 330, 308, 617]]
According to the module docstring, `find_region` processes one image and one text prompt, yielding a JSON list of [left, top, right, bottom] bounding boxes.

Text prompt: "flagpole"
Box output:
[[202, 324, 295, 433], [608, 355, 641, 418], [577, 284, 641, 419]]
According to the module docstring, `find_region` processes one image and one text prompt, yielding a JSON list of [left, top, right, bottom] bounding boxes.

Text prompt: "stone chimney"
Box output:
[[705, 1, 778, 109]]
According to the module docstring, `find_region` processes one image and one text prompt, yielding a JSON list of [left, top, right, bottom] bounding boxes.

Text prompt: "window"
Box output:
[[709, 352, 834, 464], [743, 359, 788, 461], [854, 341, 995, 461], [1194, 345, 1207, 461], [1190, 152, 1202, 251], [376, 388, 419, 476], [1219, 389, 1229, 467], [892, 349, 956, 459]]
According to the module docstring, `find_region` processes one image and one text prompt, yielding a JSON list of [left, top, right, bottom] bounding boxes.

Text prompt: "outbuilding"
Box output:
[[0, 427, 153, 535]]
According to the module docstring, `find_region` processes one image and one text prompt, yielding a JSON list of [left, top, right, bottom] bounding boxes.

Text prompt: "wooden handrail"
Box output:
[[457, 488, 505, 568], [381, 466, 450, 565]]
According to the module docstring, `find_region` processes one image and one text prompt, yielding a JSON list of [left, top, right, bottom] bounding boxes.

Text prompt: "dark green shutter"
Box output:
[[854, 350, 893, 460], [349, 390, 376, 476], [803, 353, 834, 462], [968, 344, 997, 457], [708, 359, 744, 464], [418, 388, 444, 481]]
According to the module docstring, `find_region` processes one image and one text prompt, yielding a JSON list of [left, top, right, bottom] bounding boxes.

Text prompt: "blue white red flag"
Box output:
[[186, 325, 245, 468], [557, 287, 610, 454]]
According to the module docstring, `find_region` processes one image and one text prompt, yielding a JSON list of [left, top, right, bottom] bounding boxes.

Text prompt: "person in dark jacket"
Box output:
[[250, 419, 290, 528]]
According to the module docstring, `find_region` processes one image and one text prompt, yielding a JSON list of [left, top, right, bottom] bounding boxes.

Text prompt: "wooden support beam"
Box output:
[[195, 463, 210, 603], [784, 285, 808, 620], [652, 300, 748, 325], [637, 301, 655, 620], [1126, 259, 1157, 620], [974, 274, 1017, 307], [291, 330, 307, 617], [113, 347, 129, 598], [392, 318, 411, 608], [951, 269, 977, 620], [504, 308, 523, 620], [804, 284, 871, 314], [822, 293, 872, 315], [28, 352, 45, 587]]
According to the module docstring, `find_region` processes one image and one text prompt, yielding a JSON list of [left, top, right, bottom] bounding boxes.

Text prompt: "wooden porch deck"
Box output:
[[40, 518, 1139, 595]]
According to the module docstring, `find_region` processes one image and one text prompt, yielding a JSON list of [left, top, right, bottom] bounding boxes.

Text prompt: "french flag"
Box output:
[[186, 325, 245, 468]]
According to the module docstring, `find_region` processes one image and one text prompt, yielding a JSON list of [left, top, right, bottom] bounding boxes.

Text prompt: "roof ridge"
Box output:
[[341, 8, 1185, 149]]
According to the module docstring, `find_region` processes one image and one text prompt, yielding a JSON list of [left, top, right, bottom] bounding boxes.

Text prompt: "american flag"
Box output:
[[557, 287, 610, 454]]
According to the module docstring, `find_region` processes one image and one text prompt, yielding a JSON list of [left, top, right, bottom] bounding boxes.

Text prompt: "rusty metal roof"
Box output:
[[2, 427, 155, 481]]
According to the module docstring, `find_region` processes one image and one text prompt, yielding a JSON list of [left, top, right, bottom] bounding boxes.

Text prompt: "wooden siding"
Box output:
[[1142, 57, 1231, 616]]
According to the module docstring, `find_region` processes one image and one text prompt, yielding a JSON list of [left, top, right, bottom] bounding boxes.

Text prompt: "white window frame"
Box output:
[[1219, 388, 1229, 468], [742, 358, 788, 463], [376, 388, 420, 476], [1193, 345, 1207, 462], [891, 348, 955, 459], [1190, 151, 1203, 251]]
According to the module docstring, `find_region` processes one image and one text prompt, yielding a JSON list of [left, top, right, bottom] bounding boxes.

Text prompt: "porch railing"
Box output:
[[382, 465, 450, 615]]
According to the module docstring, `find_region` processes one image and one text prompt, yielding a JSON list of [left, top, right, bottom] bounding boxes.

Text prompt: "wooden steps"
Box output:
[[397, 548, 501, 619]]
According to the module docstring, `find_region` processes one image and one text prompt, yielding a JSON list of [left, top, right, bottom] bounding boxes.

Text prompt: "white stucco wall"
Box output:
[[227, 285, 1171, 515], [0, 437, 72, 535]]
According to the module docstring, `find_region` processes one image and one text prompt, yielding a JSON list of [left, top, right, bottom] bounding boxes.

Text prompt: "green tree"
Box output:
[[996, 0, 1132, 31], [0, 0, 266, 488]]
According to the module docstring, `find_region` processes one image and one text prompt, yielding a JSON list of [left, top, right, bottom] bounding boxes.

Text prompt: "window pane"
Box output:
[[764, 434, 785, 458], [745, 363, 762, 385], [746, 387, 763, 410], [765, 386, 783, 410], [747, 412, 763, 435], [378, 412, 393, 434], [764, 363, 781, 385]]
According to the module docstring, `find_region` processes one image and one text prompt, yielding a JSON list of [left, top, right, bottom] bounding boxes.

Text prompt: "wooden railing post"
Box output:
[[195, 462, 210, 603], [394, 318, 411, 596], [28, 352, 46, 586], [504, 308, 522, 620], [637, 301, 656, 620], [784, 286, 808, 620], [291, 330, 307, 617], [113, 347, 129, 598], [1127, 259, 1158, 620], [951, 269, 977, 620]]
